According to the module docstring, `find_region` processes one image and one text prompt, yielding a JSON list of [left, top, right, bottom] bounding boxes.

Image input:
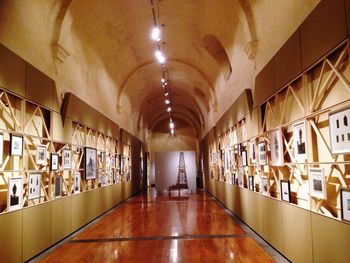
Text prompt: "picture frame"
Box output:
[[293, 121, 307, 162], [309, 167, 327, 200], [270, 128, 284, 166], [340, 188, 350, 223], [238, 169, 243, 187], [50, 153, 59, 171], [111, 154, 116, 168], [28, 173, 41, 200], [54, 176, 62, 198], [84, 147, 97, 180], [258, 141, 267, 165], [242, 150, 248, 167], [248, 175, 254, 191], [8, 176, 23, 211], [62, 149, 72, 169], [280, 180, 291, 202], [36, 144, 47, 165], [224, 147, 230, 170], [249, 138, 257, 164], [329, 107, 350, 154], [10, 134, 23, 156], [261, 176, 269, 196], [0, 133, 3, 165], [116, 154, 120, 170], [73, 171, 81, 194], [230, 148, 235, 168]]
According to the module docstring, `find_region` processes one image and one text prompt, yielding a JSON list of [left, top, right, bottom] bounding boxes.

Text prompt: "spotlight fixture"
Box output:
[[164, 92, 169, 96], [167, 107, 172, 112], [169, 122, 175, 129], [165, 99, 170, 104], [151, 27, 161, 41], [161, 78, 166, 83], [155, 50, 166, 64], [170, 128, 175, 135]]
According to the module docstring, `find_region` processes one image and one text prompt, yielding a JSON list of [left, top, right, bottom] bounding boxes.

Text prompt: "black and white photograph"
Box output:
[[329, 107, 350, 154], [249, 138, 256, 164], [261, 176, 269, 196], [36, 144, 47, 165], [280, 180, 291, 202], [8, 176, 23, 211], [270, 128, 284, 166], [242, 150, 248, 167], [85, 147, 97, 180], [28, 173, 41, 200], [248, 175, 254, 191], [258, 141, 267, 165], [74, 171, 81, 194], [54, 176, 62, 198], [10, 134, 23, 156], [62, 149, 72, 169], [50, 153, 59, 171], [293, 121, 307, 162], [341, 188, 350, 222], [309, 167, 327, 200], [0, 133, 3, 165]]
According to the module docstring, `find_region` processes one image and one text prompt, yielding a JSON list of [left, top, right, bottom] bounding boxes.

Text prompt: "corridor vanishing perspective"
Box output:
[[37, 189, 285, 262]]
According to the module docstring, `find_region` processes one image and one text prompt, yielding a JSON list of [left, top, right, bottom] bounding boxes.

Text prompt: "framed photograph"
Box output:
[[293, 121, 307, 162], [248, 176, 254, 191], [238, 169, 243, 187], [10, 134, 23, 156], [341, 188, 350, 222], [85, 147, 97, 180], [111, 154, 116, 168], [73, 171, 81, 194], [230, 148, 235, 168], [309, 167, 327, 200], [54, 176, 62, 198], [270, 128, 284, 166], [121, 156, 125, 174], [50, 153, 59, 171], [280, 180, 291, 202], [116, 154, 120, 170], [36, 144, 47, 165], [8, 176, 23, 211], [62, 149, 72, 169], [258, 141, 267, 165], [242, 150, 248, 167], [237, 144, 242, 156], [28, 173, 41, 200], [224, 147, 230, 170], [329, 107, 350, 154], [106, 154, 111, 169], [100, 151, 105, 163], [249, 138, 257, 164], [0, 133, 3, 165], [75, 146, 81, 154], [261, 176, 269, 196]]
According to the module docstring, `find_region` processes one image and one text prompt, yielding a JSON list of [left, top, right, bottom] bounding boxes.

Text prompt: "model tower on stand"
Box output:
[[169, 152, 189, 190]]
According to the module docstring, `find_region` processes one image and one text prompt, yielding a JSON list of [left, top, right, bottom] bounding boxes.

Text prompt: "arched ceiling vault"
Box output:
[[0, 0, 320, 139]]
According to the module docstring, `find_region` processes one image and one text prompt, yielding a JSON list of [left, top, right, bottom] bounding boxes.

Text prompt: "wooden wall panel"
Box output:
[[261, 196, 284, 253], [281, 204, 313, 263], [254, 59, 275, 106], [274, 30, 302, 91], [0, 44, 25, 97], [100, 185, 114, 213], [345, 0, 350, 36], [247, 191, 263, 236], [71, 192, 87, 232], [0, 210, 22, 263], [65, 93, 86, 123], [85, 189, 101, 222], [25, 63, 54, 110], [51, 112, 72, 143], [312, 213, 350, 263], [51, 84, 60, 113], [50, 196, 72, 244], [22, 203, 51, 261], [300, 0, 347, 71]]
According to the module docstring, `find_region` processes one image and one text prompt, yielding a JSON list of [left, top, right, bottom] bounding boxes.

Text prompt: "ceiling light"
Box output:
[[169, 122, 175, 129], [165, 99, 170, 104], [167, 107, 172, 112], [161, 78, 165, 83], [164, 92, 169, 96], [151, 27, 161, 41], [170, 128, 175, 135], [158, 55, 166, 64]]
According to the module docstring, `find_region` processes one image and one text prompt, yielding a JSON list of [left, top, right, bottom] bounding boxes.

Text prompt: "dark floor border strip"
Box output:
[[126, 199, 215, 204], [69, 233, 248, 243]]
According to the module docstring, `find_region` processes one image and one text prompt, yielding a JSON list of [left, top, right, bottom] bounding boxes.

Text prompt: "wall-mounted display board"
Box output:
[[206, 40, 350, 223], [0, 89, 120, 215]]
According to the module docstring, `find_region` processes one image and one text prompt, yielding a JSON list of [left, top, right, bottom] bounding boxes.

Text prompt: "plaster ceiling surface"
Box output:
[[0, 0, 319, 140]]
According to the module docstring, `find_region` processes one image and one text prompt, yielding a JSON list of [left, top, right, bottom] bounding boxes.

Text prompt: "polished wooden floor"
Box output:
[[39, 189, 275, 262]]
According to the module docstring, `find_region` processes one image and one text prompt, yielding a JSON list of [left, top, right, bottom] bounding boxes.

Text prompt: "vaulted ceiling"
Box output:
[[0, 0, 319, 140]]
